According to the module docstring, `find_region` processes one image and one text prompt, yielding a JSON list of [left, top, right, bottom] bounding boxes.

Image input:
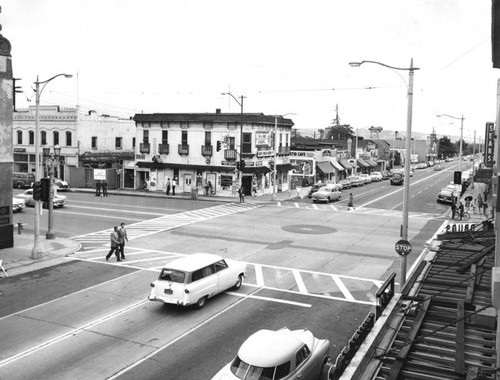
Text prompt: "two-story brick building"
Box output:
[[126, 110, 295, 197]]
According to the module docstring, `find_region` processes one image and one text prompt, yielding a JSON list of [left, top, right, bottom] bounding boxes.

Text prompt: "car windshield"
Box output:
[[318, 187, 329, 192], [158, 269, 185, 283], [230, 356, 291, 380]]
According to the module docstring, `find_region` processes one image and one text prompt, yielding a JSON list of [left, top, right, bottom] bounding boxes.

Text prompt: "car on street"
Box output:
[[339, 179, 351, 189], [348, 176, 363, 187], [54, 178, 71, 192], [12, 172, 35, 189], [390, 172, 404, 186], [370, 171, 383, 182], [437, 184, 459, 204], [359, 173, 371, 185], [381, 171, 390, 180], [307, 183, 324, 198], [311, 184, 341, 203], [149, 253, 247, 309], [12, 197, 25, 212], [17, 188, 67, 208], [211, 327, 331, 380], [434, 164, 443, 171]]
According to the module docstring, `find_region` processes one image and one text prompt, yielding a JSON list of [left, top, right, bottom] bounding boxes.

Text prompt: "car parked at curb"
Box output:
[[339, 179, 351, 189], [211, 327, 332, 380], [359, 173, 371, 185], [348, 176, 363, 187], [12, 172, 35, 189], [12, 197, 25, 212], [311, 184, 341, 203], [54, 178, 71, 192], [370, 171, 383, 182], [17, 188, 67, 208], [148, 253, 247, 309]]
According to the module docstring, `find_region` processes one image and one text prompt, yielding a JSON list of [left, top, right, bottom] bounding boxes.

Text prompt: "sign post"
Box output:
[[395, 239, 412, 288]]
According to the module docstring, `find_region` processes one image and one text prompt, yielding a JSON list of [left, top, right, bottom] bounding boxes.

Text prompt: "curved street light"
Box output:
[[32, 73, 72, 258], [349, 59, 419, 287], [437, 113, 464, 171]]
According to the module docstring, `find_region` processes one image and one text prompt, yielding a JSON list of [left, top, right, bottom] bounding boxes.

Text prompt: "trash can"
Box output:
[[191, 188, 198, 200]]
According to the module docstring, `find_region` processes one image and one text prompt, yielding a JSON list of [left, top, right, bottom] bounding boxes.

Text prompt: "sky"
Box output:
[[2, 0, 497, 142]]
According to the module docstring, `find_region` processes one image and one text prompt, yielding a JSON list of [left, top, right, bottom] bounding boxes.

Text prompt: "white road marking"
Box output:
[[330, 205, 338, 211], [332, 275, 355, 301], [254, 264, 265, 287], [226, 292, 311, 308], [292, 269, 308, 293]]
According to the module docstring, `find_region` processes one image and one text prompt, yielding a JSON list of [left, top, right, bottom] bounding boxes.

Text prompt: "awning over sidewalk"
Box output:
[[330, 158, 344, 171], [340, 159, 354, 170], [357, 158, 370, 168], [276, 163, 295, 171], [365, 158, 377, 168], [316, 161, 335, 174], [242, 166, 272, 174]]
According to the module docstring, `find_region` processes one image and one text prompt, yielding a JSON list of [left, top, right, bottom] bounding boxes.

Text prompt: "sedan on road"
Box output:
[[12, 197, 25, 212], [311, 185, 341, 203], [437, 184, 459, 204], [370, 172, 383, 182], [211, 328, 331, 380], [17, 189, 67, 208]]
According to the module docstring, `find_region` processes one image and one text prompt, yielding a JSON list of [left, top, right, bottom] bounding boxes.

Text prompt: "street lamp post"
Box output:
[[43, 145, 61, 239], [31, 73, 72, 259], [437, 114, 464, 171], [222, 92, 245, 189], [349, 59, 419, 287]]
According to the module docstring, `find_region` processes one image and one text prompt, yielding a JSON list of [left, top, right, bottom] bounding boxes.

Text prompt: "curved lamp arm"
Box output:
[[349, 60, 420, 72], [36, 73, 73, 98], [221, 92, 242, 107]]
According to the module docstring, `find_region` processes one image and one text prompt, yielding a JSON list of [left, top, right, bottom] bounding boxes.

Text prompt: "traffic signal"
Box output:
[[239, 160, 246, 170], [453, 171, 462, 185], [33, 182, 42, 201], [216, 141, 221, 152], [40, 177, 51, 202]]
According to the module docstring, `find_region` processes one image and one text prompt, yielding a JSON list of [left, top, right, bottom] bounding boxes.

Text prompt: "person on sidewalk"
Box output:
[[102, 180, 108, 197], [458, 202, 464, 220], [95, 181, 101, 197], [348, 193, 354, 209], [106, 226, 121, 262], [451, 202, 457, 220], [166, 178, 171, 195], [172, 177, 177, 196], [117, 222, 128, 260]]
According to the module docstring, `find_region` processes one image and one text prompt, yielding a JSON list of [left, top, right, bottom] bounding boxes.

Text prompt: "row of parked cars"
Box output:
[[308, 171, 391, 203]]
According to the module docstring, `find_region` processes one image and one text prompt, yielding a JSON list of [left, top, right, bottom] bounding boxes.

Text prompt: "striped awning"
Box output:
[[357, 158, 370, 168], [340, 159, 354, 170], [330, 158, 344, 171], [316, 161, 335, 174]]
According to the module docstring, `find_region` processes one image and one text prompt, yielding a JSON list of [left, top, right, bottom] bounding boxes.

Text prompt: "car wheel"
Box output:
[[327, 197, 330, 203], [233, 274, 244, 290], [195, 296, 207, 309]]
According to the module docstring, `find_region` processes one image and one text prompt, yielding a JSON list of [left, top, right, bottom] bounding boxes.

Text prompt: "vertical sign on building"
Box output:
[[485, 122, 495, 167]]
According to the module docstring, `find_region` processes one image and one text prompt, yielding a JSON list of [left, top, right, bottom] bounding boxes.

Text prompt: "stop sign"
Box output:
[[395, 239, 412, 256]]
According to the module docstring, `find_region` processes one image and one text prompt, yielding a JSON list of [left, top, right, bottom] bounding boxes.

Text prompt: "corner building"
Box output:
[[127, 110, 294, 197]]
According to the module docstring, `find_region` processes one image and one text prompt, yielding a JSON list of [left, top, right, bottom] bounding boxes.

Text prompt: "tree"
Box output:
[[325, 104, 355, 140], [438, 136, 456, 158]]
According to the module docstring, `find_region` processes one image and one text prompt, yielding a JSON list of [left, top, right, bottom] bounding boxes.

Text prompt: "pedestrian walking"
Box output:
[[464, 196, 471, 212], [95, 181, 101, 197], [105, 226, 121, 262], [102, 180, 108, 197], [172, 177, 177, 196], [348, 193, 354, 208], [477, 194, 483, 214], [458, 202, 464, 220], [117, 222, 128, 260], [451, 202, 457, 219], [166, 178, 171, 195], [238, 187, 245, 203], [204, 180, 210, 196]]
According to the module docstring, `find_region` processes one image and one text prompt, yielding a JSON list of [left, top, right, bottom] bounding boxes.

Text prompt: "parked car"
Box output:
[[307, 183, 324, 198], [211, 328, 331, 380], [381, 171, 390, 180], [348, 176, 363, 187], [17, 188, 67, 208], [390, 172, 404, 186], [339, 179, 351, 189], [311, 185, 341, 203], [54, 178, 71, 192], [437, 184, 459, 204], [12, 172, 35, 189], [149, 253, 247, 309], [12, 197, 25, 212], [359, 173, 371, 185], [370, 171, 383, 182]]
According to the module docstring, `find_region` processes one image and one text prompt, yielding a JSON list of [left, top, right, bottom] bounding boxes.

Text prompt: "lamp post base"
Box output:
[[46, 232, 56, 240], [31, 241, 43, 259]]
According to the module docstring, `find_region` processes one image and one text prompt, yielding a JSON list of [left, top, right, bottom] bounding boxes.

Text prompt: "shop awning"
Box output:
[[276, 163, 295, 171], [357, 158, 370, 168], [365, 158, 377, 168], [242, 166, 272, 174], [340, 160, 354, 170], [316, 161, 335, 174], [330, 158, 344, 171], [135, 161, 233, 172]]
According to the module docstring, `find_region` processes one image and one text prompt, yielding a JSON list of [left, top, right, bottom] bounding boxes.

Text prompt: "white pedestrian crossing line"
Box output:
[[70, 247, 380, 305], [71, 203, 260, 250]]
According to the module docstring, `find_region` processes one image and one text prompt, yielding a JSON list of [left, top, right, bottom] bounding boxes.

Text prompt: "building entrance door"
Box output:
[[183, 174, 192, 192]]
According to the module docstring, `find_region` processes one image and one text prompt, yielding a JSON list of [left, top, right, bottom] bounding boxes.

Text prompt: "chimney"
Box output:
[[216, 108, 221, 114]]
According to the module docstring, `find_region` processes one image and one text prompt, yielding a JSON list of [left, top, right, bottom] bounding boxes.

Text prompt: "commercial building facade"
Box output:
[[126, 110, 294, 197]]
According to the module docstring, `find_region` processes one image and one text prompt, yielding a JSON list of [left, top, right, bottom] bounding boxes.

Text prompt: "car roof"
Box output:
[[162, 253, 223, 272], [238, 329, 312, 367]]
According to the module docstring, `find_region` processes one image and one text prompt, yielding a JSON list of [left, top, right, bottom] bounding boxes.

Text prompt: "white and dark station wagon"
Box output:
[[148, 253, 247, 309]]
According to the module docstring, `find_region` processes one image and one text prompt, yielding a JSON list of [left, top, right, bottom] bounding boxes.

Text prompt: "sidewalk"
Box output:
[[0, 186, 308, 278], [449, 181, 492, 224]]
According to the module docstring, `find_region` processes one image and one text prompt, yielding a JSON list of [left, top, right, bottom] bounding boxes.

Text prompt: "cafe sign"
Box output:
[[255, 132, 271, 147]]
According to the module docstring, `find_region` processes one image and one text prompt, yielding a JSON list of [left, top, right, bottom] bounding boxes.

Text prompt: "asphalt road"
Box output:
[[1, 165, 458, 379]]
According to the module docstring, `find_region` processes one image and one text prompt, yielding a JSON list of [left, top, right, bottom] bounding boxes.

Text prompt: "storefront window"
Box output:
[[221, 175, 233, 190]]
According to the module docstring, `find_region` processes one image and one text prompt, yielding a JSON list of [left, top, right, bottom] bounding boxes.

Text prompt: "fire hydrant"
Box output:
[[17, 221, 24, 234]]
